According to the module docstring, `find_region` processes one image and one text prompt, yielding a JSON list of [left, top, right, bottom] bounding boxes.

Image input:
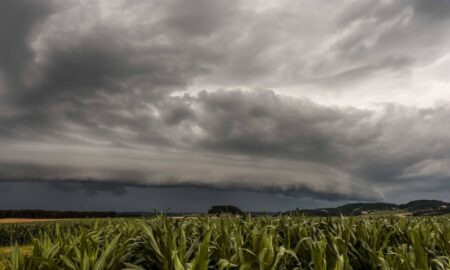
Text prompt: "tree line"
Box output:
[[0, 209, 118, 219]]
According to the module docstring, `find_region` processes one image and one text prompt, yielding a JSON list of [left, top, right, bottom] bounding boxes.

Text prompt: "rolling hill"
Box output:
[[290, 199, 450, 216]]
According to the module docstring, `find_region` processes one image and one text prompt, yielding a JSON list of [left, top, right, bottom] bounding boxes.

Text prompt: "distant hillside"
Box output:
[[290, 200, 450, 216], [399, 200, 450, 214]]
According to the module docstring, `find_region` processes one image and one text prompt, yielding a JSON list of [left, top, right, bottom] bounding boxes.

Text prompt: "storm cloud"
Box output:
[[1, 0, 450, 210]]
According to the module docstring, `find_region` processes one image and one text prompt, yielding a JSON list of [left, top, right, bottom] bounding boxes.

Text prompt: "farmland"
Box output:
[[0, 219, 56, 224], [1, 216, 450, 270]]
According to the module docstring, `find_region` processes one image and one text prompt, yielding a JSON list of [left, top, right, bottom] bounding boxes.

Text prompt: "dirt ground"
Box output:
[[0, 218, 55, 224]]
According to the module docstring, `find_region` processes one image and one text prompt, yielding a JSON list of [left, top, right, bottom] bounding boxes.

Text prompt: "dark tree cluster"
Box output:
[[208, 205, 244, 215]]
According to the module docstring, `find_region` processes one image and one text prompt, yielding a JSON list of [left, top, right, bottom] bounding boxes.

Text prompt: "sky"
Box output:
[[1, 0, 450, 212]]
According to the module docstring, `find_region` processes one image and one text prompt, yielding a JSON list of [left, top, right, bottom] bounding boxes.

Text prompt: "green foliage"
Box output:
[[1, 216, 450, 269]]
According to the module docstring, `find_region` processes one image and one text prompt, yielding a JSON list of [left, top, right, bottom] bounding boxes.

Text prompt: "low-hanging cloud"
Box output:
[[2, 90, 450, 201]]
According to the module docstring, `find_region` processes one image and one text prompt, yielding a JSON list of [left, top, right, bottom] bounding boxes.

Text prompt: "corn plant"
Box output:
[[1, 216, 449, 270]]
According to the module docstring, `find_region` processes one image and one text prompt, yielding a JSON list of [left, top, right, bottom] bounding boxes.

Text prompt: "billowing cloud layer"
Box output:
[[1, 0, 450, 205]]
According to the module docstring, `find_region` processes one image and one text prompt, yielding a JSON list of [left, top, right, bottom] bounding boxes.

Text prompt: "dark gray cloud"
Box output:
[[3, 89, 450, 203], [0, 0, 52, 94], [194, 90, 376, 162], [192, 91, 450, 198], [0, 0, 450, 210]]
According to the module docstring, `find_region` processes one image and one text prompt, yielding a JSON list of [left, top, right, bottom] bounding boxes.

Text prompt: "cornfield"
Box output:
[[1, 216, 450, 269]]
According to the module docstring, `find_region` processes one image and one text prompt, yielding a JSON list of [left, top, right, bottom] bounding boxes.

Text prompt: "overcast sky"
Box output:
[[1, 0, 450, 212]]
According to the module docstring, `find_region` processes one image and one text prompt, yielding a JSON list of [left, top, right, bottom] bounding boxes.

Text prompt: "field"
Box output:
[[0, 219, 55, 224], [0, 216, 450, 270]]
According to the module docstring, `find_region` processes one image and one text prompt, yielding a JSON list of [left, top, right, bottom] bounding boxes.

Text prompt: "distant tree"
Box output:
[[208, 205, 243, 215]]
